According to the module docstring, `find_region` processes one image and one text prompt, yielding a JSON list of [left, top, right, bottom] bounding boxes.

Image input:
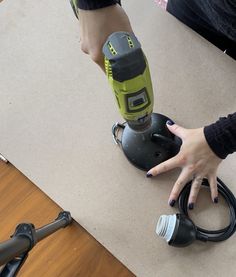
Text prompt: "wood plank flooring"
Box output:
[[0, 161, 134, 277]]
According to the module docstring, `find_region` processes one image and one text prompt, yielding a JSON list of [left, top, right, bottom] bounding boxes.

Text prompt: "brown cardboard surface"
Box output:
[[1, 1, 236, 276]]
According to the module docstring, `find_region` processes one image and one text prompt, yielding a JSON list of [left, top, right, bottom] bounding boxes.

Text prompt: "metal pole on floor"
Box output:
[[0, 211, 72, 277]]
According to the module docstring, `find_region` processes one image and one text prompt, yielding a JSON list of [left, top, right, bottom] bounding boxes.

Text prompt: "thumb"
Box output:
[[166, 120, 186, 139]]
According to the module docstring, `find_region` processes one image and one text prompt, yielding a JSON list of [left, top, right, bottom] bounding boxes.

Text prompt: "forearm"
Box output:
[[204, 113, 236, 159], [78, 0, 120, 10]]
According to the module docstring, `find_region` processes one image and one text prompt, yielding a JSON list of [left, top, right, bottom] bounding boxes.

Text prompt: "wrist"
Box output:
[[204, 126, 226, 159]]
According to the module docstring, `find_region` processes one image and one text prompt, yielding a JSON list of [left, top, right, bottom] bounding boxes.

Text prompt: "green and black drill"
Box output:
[[103, 32, 180, 170], [70, 1, 180, 170]]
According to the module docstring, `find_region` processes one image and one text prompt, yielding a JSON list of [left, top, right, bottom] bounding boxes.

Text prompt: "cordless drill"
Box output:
[[103, 32, 180, 170], [103, 32, 153, 131], [69, 0, 179, 170]]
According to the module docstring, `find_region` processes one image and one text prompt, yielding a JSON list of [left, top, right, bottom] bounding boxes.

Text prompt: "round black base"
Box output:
[[121, 113, 181, 171]]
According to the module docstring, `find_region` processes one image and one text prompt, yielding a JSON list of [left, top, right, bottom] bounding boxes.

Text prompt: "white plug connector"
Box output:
[[156, 214, 177, 242]]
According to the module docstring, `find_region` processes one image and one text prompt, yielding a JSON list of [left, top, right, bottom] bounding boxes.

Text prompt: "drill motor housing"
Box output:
[[103, 32, 154, 131]]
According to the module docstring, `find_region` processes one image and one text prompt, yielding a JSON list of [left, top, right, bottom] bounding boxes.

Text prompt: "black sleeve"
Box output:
[[78, 0, 121, 10], [204, 113, 236, 159]]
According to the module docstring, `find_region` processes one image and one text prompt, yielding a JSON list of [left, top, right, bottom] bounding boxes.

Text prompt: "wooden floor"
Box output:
[[0, 161, 134, 277]]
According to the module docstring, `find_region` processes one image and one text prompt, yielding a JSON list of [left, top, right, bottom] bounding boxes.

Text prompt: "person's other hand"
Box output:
[[147, 121, 222, 209], [79, 4, 133, 70]]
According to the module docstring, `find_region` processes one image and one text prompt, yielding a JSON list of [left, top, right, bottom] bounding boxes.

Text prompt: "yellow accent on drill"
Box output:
[[127, 36, 134, 48], [108, 42, 117, 55], [70, 0, 79, 19], [104, 56, 154, 122]]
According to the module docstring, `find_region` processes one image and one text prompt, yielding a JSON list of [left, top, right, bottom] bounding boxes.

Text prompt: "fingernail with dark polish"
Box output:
[[146, 173, 153, 178], [214, 197, 218, 204], [169, 200, 176, 207], [188, 203, 194, 210], [166, 119, 175, 126]]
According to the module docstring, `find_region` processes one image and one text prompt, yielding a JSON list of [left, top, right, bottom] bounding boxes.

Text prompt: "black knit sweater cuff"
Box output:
[[204, 113, 236, 159], [78, 0, 120, 10]]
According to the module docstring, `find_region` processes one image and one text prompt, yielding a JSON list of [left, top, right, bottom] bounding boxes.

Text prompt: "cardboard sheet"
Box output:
[[1, 1, 236, 276]]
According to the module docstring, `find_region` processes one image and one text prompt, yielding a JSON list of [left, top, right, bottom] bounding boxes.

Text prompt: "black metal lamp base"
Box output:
[[120, 113, 181, 171]]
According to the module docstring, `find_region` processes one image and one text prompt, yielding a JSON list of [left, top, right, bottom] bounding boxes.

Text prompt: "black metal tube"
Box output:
[[0, 211, 72, 266], [0, 237, 30, 265], [36, 217, 69, 242]]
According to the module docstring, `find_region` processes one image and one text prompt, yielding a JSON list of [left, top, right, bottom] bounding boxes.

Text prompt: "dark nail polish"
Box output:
[[188, 203, 194, 210], [166, 119, 175, 126], [169, 200, 176, 207], [146, 173, 153, 178], [214, 197, 218, 204]]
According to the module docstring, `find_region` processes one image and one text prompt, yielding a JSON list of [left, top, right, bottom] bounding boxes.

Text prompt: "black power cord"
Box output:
[[178, 178, 236, 242]]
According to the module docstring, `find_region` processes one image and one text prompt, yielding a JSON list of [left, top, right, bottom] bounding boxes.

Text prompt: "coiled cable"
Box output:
[[178, 178, 236, 242]]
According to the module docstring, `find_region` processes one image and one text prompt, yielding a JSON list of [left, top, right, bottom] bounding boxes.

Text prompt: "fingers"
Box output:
[[186, 175, 218, 209], [146, 121, 220, 208], [188, 176, 204, 208], [147, 155, 181, 177], [208, 175, 218, 203], [166, 121, 186, 139], [168, 168, 191, 206]]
